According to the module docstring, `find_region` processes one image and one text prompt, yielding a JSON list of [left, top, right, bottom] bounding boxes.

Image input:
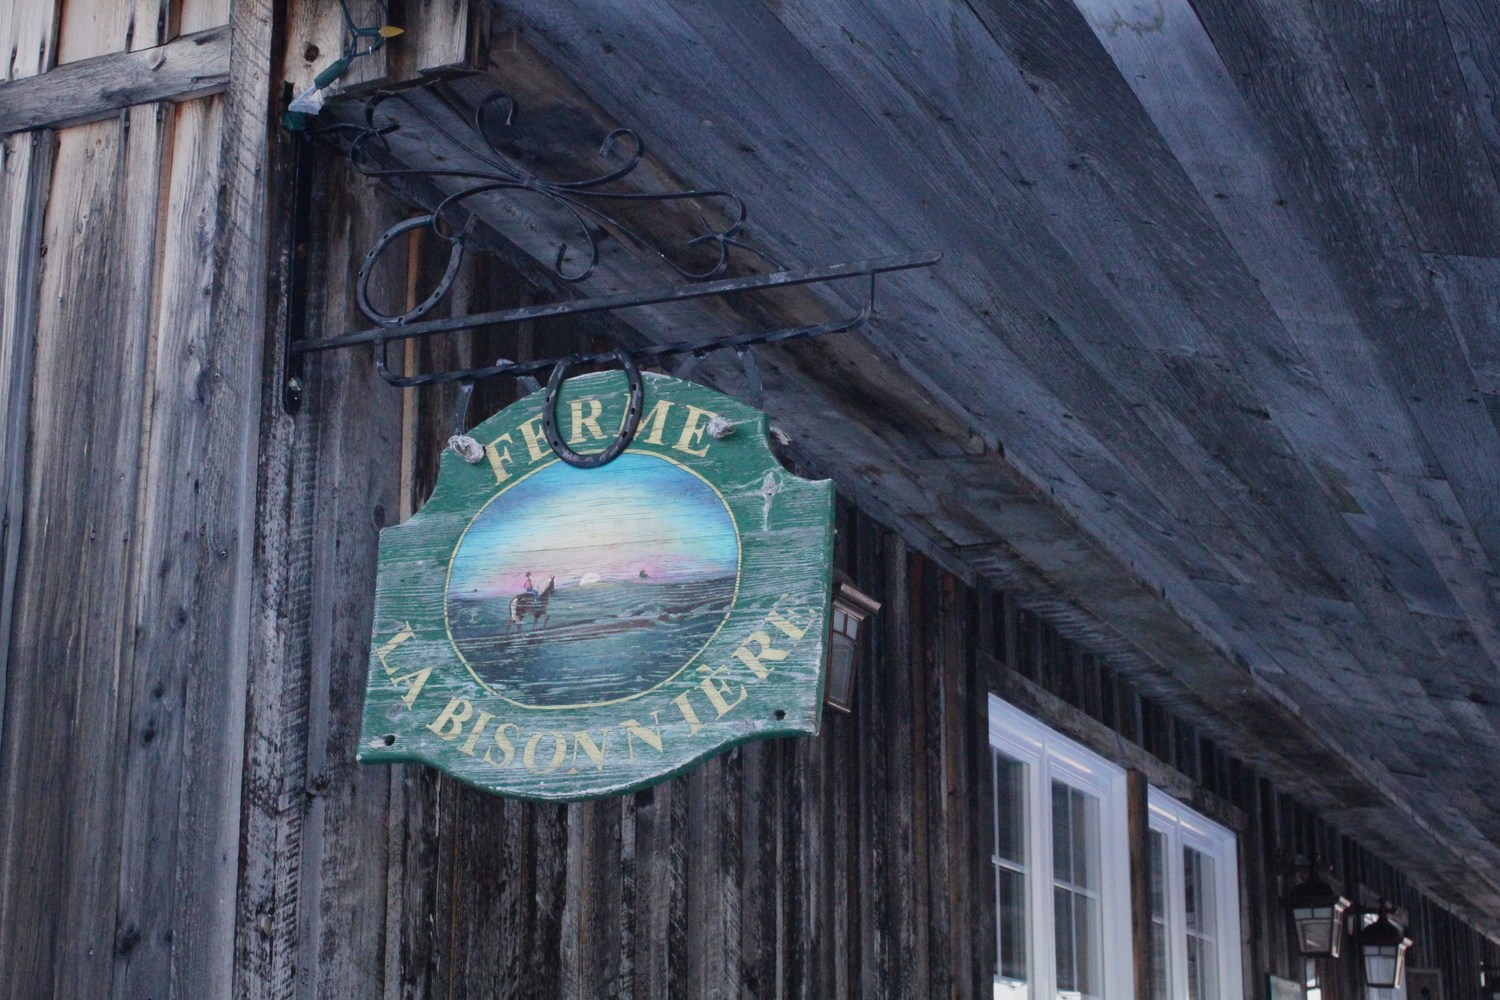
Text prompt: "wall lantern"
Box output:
[[1480, 964, 1500, 1000], [824, 577, 880, 713], [1355, 903, 1413, 990], [1285, 867, 1351, 958]]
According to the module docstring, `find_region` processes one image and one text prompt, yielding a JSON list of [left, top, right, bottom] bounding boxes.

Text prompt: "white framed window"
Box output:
[[1146, 788, 1244, 1000], [989, 695, 1134, 1000]]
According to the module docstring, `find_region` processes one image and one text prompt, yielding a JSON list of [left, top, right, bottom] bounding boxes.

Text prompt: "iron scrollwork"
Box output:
[[340, 85, 782, 329], [301, 81, 941, 467]]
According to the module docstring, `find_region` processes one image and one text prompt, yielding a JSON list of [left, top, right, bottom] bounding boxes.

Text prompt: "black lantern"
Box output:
[[1285, 869, 1351, 958], [824, 578, 880, 713], [1355, 904, 1412, 990]]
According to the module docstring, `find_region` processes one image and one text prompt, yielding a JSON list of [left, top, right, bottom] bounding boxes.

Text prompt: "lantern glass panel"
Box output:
[[1362, 945, 1403, 990], [826, 632, 856, 711], [1293, 905, 1344, 958]]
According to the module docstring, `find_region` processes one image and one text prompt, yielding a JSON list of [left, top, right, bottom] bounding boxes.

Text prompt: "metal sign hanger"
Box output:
[[288, 78, 941, 467]]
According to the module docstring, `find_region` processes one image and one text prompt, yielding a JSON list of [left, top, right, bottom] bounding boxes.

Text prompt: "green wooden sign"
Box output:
[[358, 371, 835, 800]]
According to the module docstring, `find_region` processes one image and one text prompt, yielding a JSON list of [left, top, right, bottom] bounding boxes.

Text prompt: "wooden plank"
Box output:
[[560, 798, 623, 1000], [855, 521, 893, 999], [0, 28, 231, 137], [281, 0, 386, 102], [0, 113, 153, 1000], [386, 0, 474, 81], [0, 0, 59, 81], [1304, 0, 1500, 255], [105, 101, 180, 1000], [116, 92, 244, 1000], [631, 777, 686, 1000], [681, 751, 742, 999], [234, 135, 407, 1000], [53, 0, 128, 64], [0, 125, 50, 783], [967, 585, 997, 998], [1436, 0, 1500, 198], [1426, 252, 1500, 395], [1179, 0, 1500, 571], [881, 535, 921, 1000], [738, 739, 779, 1000], [939, 574, 975, 1000], [180, 0, 230, 37], [0, 0, 58, 776], [146, 0, 274, 984]]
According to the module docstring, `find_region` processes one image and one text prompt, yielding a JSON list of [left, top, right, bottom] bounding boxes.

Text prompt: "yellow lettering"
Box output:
[[621, 713, 664, 759], [458, 710, 495, 756], [484, 432, 516, 483], [672, 691, 705, 734], [673, 405, 717, 457], [484, 723, 519, 768], [568, 398, 607, 444], [572, 728, 611, 770], [697, 666, 747, 718], [766, 609, 811, 641], [641, 399, 674, 445], [516, 415, 548, 462], [427, 697, 473, 739], [376, 624, 414, 673], [524, 731, 569, 772], [732, 631, 790, 680], [392, 666, 433, 708]]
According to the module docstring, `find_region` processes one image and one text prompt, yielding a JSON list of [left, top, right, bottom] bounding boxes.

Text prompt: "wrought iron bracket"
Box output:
[[288, 79, 942, 467]]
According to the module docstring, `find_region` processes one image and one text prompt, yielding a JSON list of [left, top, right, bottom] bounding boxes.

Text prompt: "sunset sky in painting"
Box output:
[[448, 453, 739, 599]]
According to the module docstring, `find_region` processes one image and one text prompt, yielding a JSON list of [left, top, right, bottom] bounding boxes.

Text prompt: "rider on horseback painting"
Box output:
[[508, 573, 554, 633]]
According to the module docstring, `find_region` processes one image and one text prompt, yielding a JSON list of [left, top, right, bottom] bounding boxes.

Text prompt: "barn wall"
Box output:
[[254, 140, 1500, 1000], [246, 144, 999, 997], [0, 0, 271, 997]]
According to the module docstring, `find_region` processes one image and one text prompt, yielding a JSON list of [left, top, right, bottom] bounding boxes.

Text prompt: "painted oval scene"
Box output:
[[446, 452, 740, 707]]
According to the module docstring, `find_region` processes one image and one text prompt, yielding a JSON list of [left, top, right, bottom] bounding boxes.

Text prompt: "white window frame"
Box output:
[[989, 694, 1135, 1000], [1147, 788, 1244, 1000]]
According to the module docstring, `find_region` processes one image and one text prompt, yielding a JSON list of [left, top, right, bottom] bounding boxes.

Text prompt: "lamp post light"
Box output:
[[1285, 867, 1351, 959], [1355, 903, 1413, 991]]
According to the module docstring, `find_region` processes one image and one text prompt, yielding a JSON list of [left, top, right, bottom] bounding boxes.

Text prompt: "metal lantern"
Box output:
[[1355, 906, 1412, 990], [1285, 869, 1351, 958], [824, 579, 880, 713], [1480, 964, 1500, 1000]]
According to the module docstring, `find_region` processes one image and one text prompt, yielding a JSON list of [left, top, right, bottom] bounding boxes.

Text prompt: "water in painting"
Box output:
[[446, 452, 739, 707]]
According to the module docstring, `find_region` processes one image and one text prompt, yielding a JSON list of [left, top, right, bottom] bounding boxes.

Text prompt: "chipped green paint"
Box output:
[[358, 371, 835, 800]]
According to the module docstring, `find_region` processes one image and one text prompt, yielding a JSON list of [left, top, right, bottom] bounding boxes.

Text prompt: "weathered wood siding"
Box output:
[[246, 157, 999, 994], [252, 146, 1498, 1000], [983, 592, 1500, 1000], [0, 0, 270, 997]]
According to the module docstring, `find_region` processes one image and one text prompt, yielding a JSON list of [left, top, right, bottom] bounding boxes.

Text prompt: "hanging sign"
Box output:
[[358, 371, 835, 800]]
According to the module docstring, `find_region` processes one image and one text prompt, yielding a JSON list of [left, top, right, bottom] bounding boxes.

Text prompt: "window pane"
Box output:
[[993, 750, 1028, 993], [995, 752, 1027, 864], [1148, 830, 1169, 1000], [998, 868, 1028, 985], [1052, 781, 1101, 1000], [1184, 847, 1217, 1000]]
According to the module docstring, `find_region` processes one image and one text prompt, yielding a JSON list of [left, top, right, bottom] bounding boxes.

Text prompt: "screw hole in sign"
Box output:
[[773, 710, 786, 720], [383, 734, 396, 746]]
